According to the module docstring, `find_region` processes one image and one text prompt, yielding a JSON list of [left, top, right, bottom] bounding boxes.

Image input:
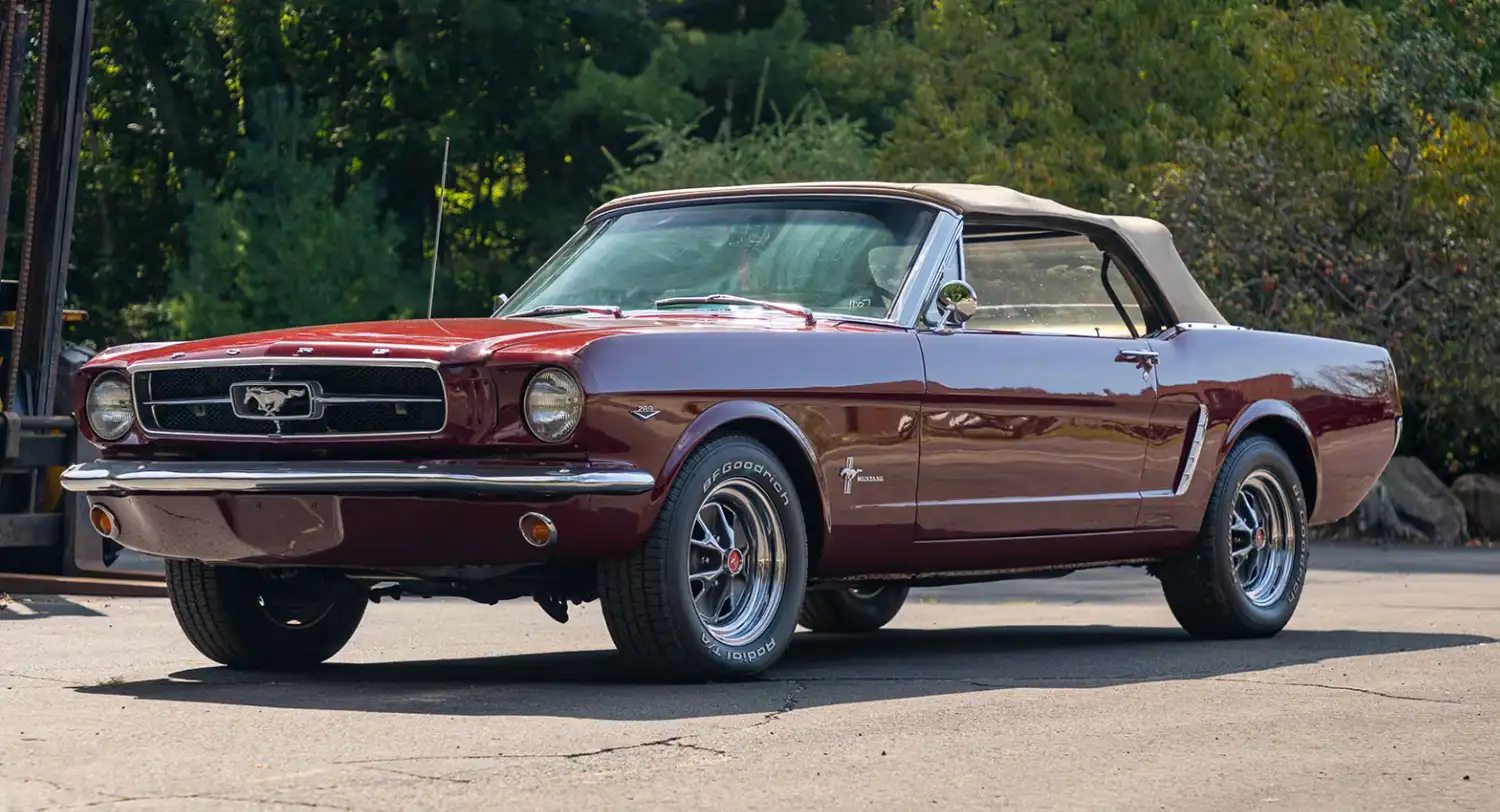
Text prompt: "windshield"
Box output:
[[498, 199, 938, 320]]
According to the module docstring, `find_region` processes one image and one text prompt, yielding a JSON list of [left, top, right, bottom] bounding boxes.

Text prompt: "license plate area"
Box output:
[[221, 495, 344, 557]]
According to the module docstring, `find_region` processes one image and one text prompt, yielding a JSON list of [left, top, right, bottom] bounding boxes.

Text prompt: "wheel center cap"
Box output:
[[1253, 527, 1267, 550], [725, 548, 744, 576]]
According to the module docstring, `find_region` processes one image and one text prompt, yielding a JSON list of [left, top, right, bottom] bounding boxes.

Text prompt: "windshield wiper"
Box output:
[[505, 304, 623, 319], [653, 294, 815, 326]]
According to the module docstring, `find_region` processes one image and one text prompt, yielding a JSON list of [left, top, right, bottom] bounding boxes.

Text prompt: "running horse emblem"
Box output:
[[242, 386, 307, 417]]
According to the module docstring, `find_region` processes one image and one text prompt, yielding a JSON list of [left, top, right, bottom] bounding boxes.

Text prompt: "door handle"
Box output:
[[1115, 348, 1159, 364]]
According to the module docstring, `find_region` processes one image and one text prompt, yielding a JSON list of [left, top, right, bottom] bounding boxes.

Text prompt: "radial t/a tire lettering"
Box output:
[[799, 585, 909, 633], [1157, 434, 1311, 639], [598, 434, 809, 682], [166, 560, 368, 670]]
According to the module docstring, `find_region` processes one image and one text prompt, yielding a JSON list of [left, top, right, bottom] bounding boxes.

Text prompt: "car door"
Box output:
[[915, 227, 1159, 542]]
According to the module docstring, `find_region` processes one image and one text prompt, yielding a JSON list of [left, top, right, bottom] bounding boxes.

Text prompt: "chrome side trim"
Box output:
[[881, 406, 1208, 510], [61, 460, 655, 497], [1174, 404, 1210, 497]]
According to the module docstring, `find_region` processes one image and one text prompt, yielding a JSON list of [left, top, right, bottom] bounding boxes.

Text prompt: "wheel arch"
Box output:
[[655, 401, 830, 570], [1217, 400, 1321, 515]]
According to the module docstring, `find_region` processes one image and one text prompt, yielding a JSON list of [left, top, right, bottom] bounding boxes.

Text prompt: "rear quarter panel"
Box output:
[[1150, 326, 1399, 528]]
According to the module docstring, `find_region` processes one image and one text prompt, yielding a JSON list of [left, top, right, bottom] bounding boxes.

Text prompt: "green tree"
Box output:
[[162, 93, 409, 338], [602, 98, 877, 196]]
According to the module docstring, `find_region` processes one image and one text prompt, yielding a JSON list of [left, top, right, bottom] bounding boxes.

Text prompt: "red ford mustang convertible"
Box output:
[[63, 182, 1400, 681]]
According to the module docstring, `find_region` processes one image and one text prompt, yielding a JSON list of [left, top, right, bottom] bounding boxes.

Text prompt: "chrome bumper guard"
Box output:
[[60, 460, 655, 497]]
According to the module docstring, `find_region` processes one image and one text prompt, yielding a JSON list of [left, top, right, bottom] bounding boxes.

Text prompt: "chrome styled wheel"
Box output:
[[1228, 470, 1297, 607], [598, 433, 809, 681], [1158, 433, 1310, 640], [689, 479, 788, 647]]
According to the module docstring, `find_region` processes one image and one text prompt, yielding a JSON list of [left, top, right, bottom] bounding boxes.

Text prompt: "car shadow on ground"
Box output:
[[0, 596, 106, 621], [75, 624, 1493, 721]]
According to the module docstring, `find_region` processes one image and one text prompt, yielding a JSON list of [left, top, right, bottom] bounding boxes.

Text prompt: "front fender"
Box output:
[[656, 400, 827, 500]]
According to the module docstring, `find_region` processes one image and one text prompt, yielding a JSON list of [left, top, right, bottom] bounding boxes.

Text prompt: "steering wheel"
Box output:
[[641, 242, 717, 273]]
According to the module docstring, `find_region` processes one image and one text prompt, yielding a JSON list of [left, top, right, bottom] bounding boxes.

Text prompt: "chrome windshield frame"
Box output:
[[494, 193, 962, 330]]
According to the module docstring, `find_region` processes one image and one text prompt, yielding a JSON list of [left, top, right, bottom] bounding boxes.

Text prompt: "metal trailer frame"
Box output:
[[0, 0, 158, 582]]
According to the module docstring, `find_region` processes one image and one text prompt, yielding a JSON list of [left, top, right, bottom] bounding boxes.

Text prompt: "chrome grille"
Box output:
[[134, 362, 446, 437]]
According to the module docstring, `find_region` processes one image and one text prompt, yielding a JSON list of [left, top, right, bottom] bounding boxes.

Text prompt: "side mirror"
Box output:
[[934, 280, 979, 332], [491, 293, 509, 315]]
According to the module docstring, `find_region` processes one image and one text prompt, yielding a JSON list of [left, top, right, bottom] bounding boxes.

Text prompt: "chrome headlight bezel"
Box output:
[[86, 371, 135, 441], [522, 367, 584, 443]]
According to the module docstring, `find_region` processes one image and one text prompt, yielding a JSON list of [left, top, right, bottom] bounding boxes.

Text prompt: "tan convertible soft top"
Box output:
[[590, 181, 1227, 326]]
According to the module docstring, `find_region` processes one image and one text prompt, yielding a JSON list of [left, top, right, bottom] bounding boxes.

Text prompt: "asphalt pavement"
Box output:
[[3, 543, 1498, 811]]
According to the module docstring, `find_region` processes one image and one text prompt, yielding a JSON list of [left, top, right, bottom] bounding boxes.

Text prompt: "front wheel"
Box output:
[[598, 434, 809, 681], [1157, 434, 1310, 639], [165, 561, 368, 669], [799, 585, 909, 633]]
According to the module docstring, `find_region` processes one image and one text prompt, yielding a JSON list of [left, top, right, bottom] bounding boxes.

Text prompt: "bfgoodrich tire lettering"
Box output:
[[598, 433, 809, 681], [1157, 434, 1311, 639]]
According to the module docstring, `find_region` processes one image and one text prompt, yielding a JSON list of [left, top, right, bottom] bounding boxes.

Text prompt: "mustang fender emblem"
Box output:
[[839, 456, 884, 495], [839, 457, 862, 495], [631, 406, 661, 421]]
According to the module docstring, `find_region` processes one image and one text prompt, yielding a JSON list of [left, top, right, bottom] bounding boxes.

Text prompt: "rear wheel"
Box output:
[[598, 434, 808, 681], [799, 585, 909, 633], [1157, 434, 1310, 639], [166, 560, 368, 669]]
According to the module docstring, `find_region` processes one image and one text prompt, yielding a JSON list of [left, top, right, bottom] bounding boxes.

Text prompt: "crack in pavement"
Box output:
[[360, 765, 474, 785], [337, 735, 728, 767], [8, 772, 358, 812], [38, 793, 356, 811], [763, 673, 1213, 687], [751, 680, 807, 727], [0, 671, 81, 686], [3, 775, 129, 801], [1211, 677, 1461, 704]]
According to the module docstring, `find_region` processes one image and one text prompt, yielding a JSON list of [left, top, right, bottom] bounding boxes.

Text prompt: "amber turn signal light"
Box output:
[[89, 503, 121, 540], [519, 512, 557, 548]]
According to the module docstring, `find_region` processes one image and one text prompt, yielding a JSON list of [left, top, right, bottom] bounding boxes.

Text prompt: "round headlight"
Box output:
[[86, 372, 134, 441], [523, 368, 583, 443]]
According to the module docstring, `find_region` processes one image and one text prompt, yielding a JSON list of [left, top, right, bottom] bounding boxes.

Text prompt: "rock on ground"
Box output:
[[1451, 473, 1500, 540], [1323, 456, 1468, 545]]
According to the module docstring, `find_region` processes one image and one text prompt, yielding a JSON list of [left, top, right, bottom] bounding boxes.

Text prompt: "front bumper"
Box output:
[[61, 460, 655, 497], [61, 460, 658, 568]]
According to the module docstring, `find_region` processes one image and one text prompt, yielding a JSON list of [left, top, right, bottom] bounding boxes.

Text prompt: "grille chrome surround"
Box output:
[[129, 357, 448, 440]]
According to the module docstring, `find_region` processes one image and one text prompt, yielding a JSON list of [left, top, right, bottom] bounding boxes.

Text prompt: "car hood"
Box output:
[[89, 314, 887, 368]]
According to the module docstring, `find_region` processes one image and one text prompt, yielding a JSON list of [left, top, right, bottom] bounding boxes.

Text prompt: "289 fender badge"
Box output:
[[631, 405, 661, 421]]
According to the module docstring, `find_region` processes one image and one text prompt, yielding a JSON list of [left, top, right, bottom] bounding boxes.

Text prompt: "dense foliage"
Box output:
[[32, 0, 1500, 474]]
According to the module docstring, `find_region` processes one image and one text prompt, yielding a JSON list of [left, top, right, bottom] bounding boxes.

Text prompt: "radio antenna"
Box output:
[[426, 136, 451, 319]]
